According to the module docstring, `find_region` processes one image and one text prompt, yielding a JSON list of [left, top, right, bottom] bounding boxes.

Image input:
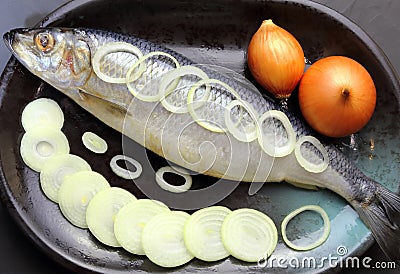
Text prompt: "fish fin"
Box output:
[[352, 185, 400, 265], [286, 181, 320, 191]]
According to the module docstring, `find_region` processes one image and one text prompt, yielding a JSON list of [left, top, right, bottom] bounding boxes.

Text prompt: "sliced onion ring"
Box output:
[[92, 42, 143, 84], [110, 155, 143, 179], [295, 135, 329, 173], [126, 51, 180, 102], [159, 65, 210, 113], [224, 99, 258, 143], [155, 166, 192, 193], [187, 79, 240, 133], [257, 110, 296, 157], [281, 205, 330, 251]]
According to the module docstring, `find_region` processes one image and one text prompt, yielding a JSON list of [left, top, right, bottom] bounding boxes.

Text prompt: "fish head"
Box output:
[[3, 28, 91, 90]]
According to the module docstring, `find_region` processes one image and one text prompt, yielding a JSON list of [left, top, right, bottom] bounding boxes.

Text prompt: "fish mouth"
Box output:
[[3, 31, 14, 53], [3, 28, 33, 54]]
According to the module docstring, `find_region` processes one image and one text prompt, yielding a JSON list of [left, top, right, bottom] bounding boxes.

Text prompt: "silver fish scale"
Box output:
[[100, 52, 139, 80], [82, 29, 370, 190]]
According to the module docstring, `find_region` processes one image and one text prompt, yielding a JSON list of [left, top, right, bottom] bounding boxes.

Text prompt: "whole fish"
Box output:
[[3, 28, 400, 264]]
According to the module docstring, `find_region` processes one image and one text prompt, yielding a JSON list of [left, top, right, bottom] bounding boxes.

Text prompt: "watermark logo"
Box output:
[[336, 245, 348, 256], [256, 245, 396, 270]]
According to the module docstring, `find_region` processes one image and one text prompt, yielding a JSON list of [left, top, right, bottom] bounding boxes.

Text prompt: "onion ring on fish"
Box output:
[[159, 65, 211, 113], [92, 42, 144, 84], [295, 135, 329, 173], [126, 51, 181, 102], [257, 110, 296, 157]]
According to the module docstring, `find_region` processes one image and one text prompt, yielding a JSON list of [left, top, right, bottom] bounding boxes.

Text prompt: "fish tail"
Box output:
[[351, 183, 400, 265]]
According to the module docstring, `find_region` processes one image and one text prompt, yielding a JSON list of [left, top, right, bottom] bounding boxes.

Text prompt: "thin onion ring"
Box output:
[[295, 135, 329, 173], [224, 100, 258, 142], [159, 65, 210, 113], [92, 42, 144, 84], [257, 110, 296, 157], [126, 51, 180, 102], [187, 79, 241, 133], [155, 166, 192, 193], [281, 205, 330, 251], [110, 155, 143, 180]]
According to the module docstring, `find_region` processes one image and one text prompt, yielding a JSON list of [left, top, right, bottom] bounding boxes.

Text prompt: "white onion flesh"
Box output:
[[114, 199, 170, 255], [82, 132, 108, 154], [21, 98, 64, 131], [183, 206, 231, 262], [221, 208, 278, 262], [155, 166, 192, 193], [20, 127, 70, 172], [224, 99, 259, 142], [126, 51, 180, 102], [58, 170, 110, 228], [159, 65, 210, 113], [86, 187, 137, 247], [40, 154, 91, 203], [257, 110, 296, 157], [141, 211, 193, 267], [110, 155, 143, 180], [281, 205, 330, 251], [295, 135, 329, 173], [92, 42, 144, 84]]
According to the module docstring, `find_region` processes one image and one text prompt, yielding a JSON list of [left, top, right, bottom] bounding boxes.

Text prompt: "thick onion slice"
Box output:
[[187, 79, 239, 133], [159, 65, 210, 113], [126, 51, 181, 102], [92, 42, 144, 84], [155, 166, 192, 193], [295, 135, 329, 173], [82, 132, 108, 154], [224, 99, 259, 143], [142, 211, 193, 267], [281, 205, 330, 251], [21, 98, 64, 131], [86, 187, 137, 247], [114, 199, 170, 255], [40, 154, 91, 203], [183, 206, 231, 262], [257, 110, 296, 157], [20, 127, 70, 172], [221, 208, 278, 262], [110, 155, 143, 180], [58, 171, 110, 228]]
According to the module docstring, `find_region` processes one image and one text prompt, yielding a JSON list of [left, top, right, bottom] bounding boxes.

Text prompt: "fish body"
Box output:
[[4, 28, 400, 263]]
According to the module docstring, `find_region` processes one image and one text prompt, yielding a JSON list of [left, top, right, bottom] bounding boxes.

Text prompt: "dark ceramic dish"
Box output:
[[1, 0, 399, 273]]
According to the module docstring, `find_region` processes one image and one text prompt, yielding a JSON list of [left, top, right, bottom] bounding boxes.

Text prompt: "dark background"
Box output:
[[0, 0, 399, 273]]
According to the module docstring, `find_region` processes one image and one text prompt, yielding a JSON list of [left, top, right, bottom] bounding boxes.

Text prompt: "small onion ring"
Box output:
[[92, 42, 144, 84], [257, 110, 296, 157], [82, 132, 108, 154], [155, 166, 192, 193], [110, 155, 143, 179], [126, 51, 181, 102], [281, 205, 330, 251], [224, 100, 258, 143], [295, 135, 329, 173], [159, 65, 210, 113]]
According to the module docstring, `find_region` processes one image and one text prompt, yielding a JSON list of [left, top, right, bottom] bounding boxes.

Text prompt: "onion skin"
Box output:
[[299, 56, 376, 137], [247, 20, 305, 99]]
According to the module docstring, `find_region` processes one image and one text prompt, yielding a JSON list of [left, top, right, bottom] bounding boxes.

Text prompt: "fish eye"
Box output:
[[34, 32, 55, 53]]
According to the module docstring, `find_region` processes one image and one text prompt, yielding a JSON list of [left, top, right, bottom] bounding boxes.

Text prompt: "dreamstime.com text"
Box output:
[[257, 246, 397, 270]]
